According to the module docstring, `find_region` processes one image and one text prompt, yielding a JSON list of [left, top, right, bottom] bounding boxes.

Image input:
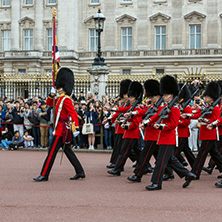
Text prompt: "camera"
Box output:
[[195, 99, 200, 104]]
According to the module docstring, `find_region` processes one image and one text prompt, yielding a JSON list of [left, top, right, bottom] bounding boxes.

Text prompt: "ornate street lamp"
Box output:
[[93, 7, 106, 66]]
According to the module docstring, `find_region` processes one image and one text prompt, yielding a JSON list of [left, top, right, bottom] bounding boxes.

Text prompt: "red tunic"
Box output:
[[123, 107, 142, 139], [191, 106, 220, 141], [149, 105, 180, 145], [46, 95, 79, 137], [178, 106, 192, 138], [111, 112, 125, 134], [135, 105, 159, 141]]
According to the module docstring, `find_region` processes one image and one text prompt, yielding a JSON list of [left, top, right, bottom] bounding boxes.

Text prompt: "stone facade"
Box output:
[[0, 0, 222, 98]]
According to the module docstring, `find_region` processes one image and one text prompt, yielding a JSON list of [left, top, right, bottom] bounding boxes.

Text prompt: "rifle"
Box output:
[[156, 83, 186, 124], [143, 97, 164, 120], [180, 87, 199, 112], [199, 97, 221, 118], [115, 100, 130, 122], [121, 96, 142, 125]]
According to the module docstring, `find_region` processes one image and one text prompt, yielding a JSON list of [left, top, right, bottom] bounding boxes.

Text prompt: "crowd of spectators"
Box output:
[[0, 88, 204, 152], [0, 91, 119, 151]]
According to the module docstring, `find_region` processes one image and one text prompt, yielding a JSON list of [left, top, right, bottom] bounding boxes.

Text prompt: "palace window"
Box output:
[[123, 69, 131, 75], [47, 29, 52, 51], [155, 26, 166, 50], [90, 0, 99, 4], [2, 0, 10, 6], [189, 25, 201, 49], [122, 0, 132, 2], [121, 27, 132, 51], [18, 69, 26, 75], [24, 0, 33, 5], [48, 0, 56, 4], [89, 29, 98, 51], [2, 30, 11, 52], [24, 29, 33, 50]]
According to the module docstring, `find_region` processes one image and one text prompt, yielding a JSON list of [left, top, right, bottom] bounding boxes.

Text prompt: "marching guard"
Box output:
[[107, 81, 143, 176], [33, 68, 85, 182], [145, 75, 196, 190], [182, 81, 222, 188]]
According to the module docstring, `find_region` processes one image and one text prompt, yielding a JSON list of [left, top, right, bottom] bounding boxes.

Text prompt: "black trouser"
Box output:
[[151, 145, 190, 186], [134, 140, 158, 178], [114, 138, 139, 171], [110, 133, 124, 164], [207, 135, 222, 169], [165, 137, 196, 175], [40, 135, 84, 178], [9, 142, 24, 149], [191, 140, 222, 177]]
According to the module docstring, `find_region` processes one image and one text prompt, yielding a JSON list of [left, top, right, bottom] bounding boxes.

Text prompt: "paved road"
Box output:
[[0, 150, 221, 222]]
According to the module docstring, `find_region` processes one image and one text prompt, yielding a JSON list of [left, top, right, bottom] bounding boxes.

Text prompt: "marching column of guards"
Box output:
[[103, 75, 222, 190]]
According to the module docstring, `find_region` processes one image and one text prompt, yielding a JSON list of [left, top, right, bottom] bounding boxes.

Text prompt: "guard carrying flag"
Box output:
[[33, 68, 85, 182]]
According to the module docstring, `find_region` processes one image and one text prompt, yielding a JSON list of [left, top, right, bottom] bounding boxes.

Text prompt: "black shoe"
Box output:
[[202, 167, 213, 175], [215, 180, 222, 188], [145, 184, 162, 191], [163, 174, 175, 181], [127, 175, 141, 182], [70, 173, 85, 180], [217, 174, 222, 179], [106, 163, 115, 169], [183, 172, 197, 188], [144, 167, 153, 174], [33, 175, 48, 182], [182, 161, 188, 167], [107, 169, 121, 176]]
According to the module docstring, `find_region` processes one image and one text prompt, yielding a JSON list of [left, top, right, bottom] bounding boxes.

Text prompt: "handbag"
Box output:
[[82, 117, 94, 135]]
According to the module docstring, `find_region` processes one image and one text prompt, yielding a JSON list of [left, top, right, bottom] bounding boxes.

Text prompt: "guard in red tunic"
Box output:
[[182, 81, 222, 188], [145, 75, 196, 191], [127, 79, 161, 182], [33, 68, 85, 182], [107, 81, 143, 176], [105, 79, 132, 169], [163, 83, 196, 181]]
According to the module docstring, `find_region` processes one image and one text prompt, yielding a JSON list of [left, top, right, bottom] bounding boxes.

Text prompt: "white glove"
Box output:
[[51, 87, 56, 94]]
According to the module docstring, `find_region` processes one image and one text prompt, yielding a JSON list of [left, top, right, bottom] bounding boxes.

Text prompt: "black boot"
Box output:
[[202, 167, 213, 175], [106, 163, 115, 169], [217, 174, 222, 179], [144, 167, 153, 174], [145, 184, 162, 191], [182, 172, 197, 188], [107, 169, 121, 176], [127, 175, 141, 182], [163, 174, 175, 181], [33, 175, 48, 182], [70, 173, 85, 180], [215, 180, 222, 188], [182, 161, 188, 167]]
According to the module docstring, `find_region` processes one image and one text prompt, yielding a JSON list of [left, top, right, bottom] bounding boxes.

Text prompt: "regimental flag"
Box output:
[[52, 36, 60, 81], [52, 9, 61, 86]]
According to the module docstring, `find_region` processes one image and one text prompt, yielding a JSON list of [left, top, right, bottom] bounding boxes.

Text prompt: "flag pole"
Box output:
[[52, 8, 56, 129]]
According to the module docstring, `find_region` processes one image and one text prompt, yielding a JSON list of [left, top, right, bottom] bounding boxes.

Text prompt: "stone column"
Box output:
[[11, 0, 20, 50], [35, 0, 44, 50], [87, 65, 109, 101]]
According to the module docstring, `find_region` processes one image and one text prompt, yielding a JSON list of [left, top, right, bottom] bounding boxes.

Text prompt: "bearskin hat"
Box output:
[[203, 81, 221, 101], [144, 79, 160, 97], [160, 75, 179, 97], [128, 81, 143, 102], [178, 83, 191, 101], [217, 81, 222, 96], [55, 67, 74, 96], [119, 79, 132, 98]]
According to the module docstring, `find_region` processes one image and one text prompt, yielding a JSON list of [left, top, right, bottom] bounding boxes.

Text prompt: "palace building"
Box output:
[[0, 0, 222, 98]]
